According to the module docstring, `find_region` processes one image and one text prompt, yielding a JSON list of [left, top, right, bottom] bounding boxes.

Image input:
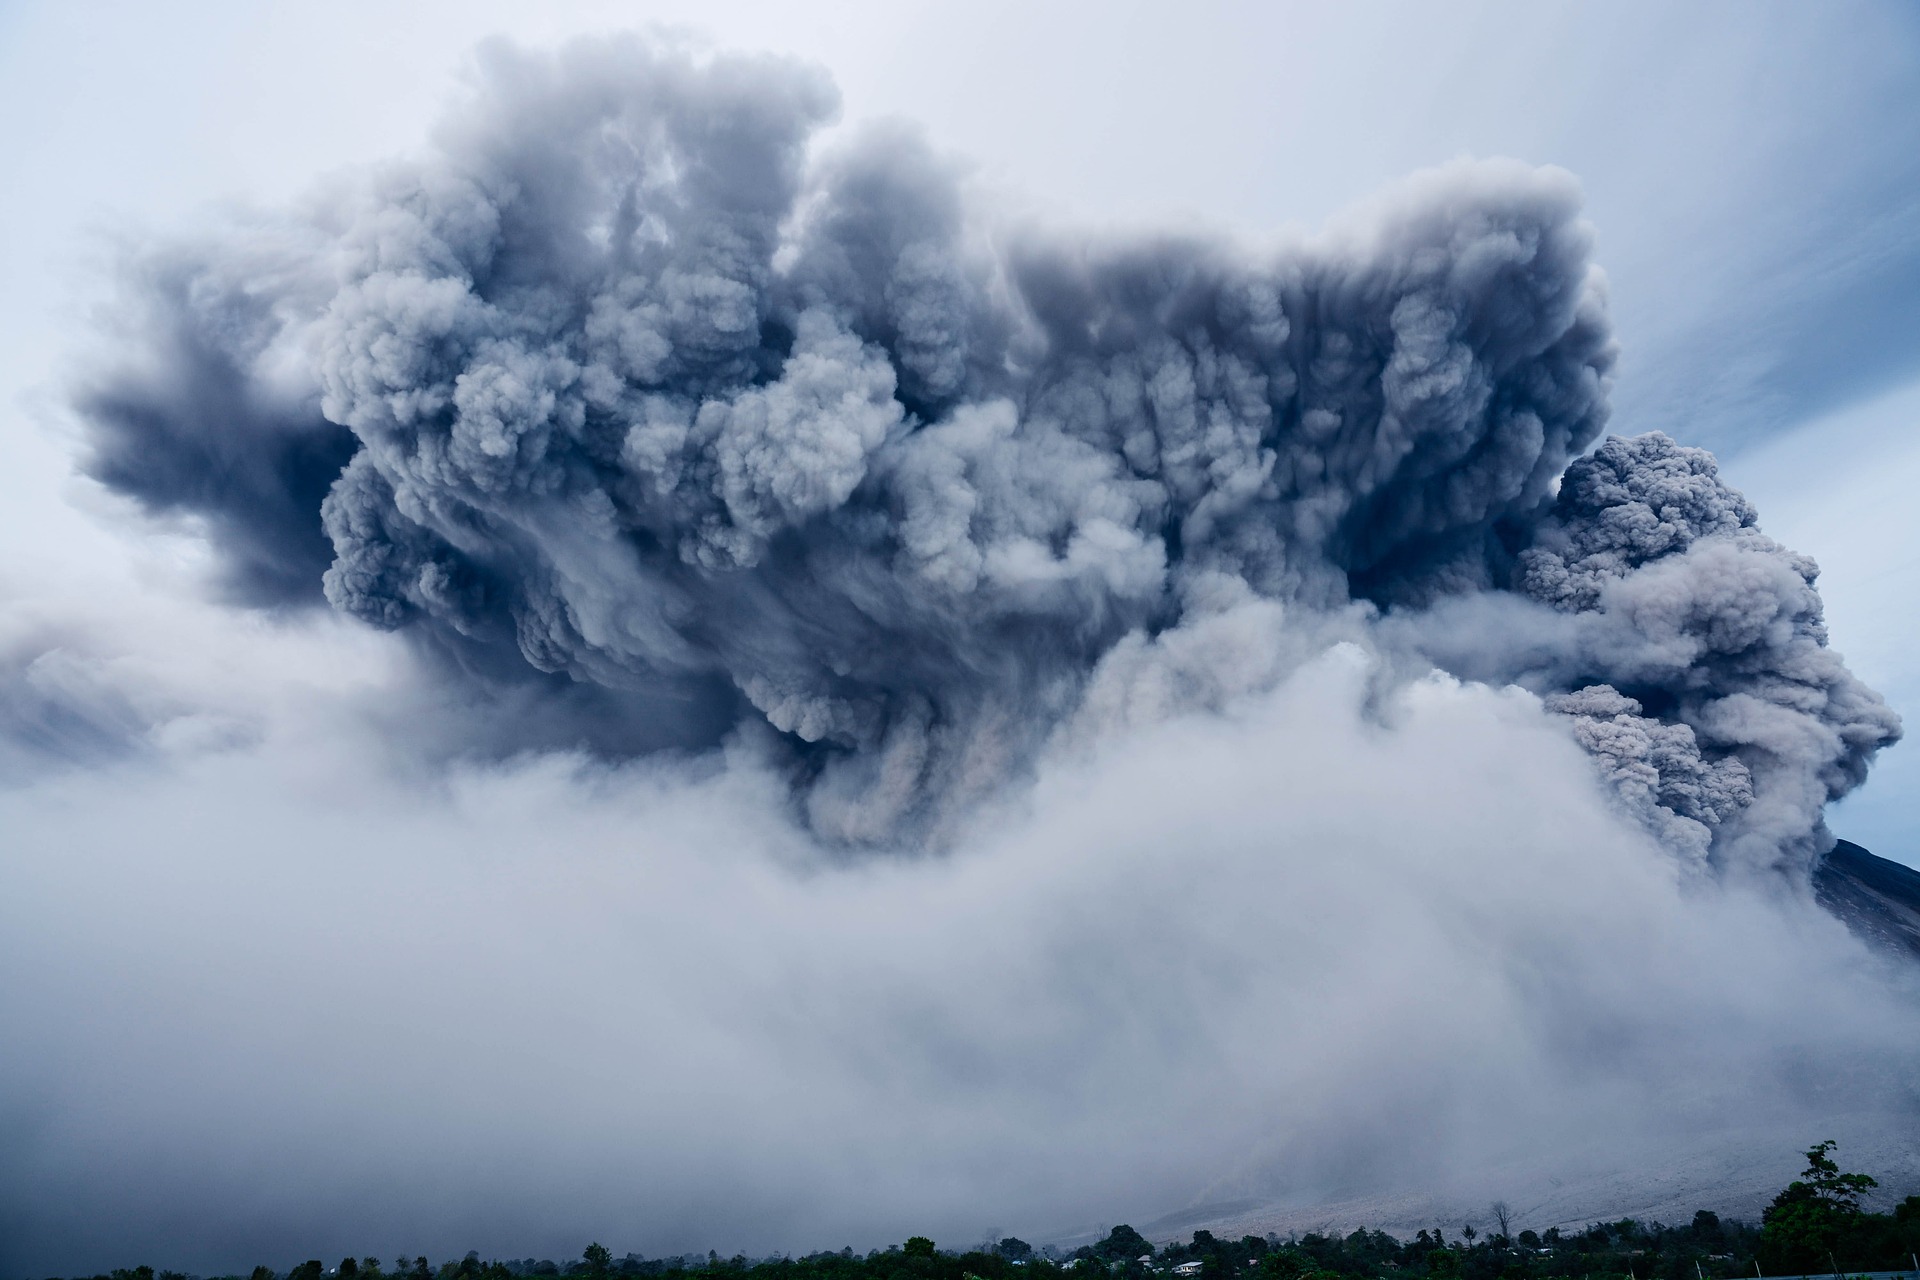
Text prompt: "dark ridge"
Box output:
[[1815, 839, 1920, 961]]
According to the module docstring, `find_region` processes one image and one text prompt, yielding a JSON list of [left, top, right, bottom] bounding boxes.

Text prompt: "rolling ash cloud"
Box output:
[[4, 32, 1919, 1275], [75, 35, 1896, 866]]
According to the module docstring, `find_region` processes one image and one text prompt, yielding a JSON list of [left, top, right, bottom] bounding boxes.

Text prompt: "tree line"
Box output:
[[42, 1142, 1920, 1280]]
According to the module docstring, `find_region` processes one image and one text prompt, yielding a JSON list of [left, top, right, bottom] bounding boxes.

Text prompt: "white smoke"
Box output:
[[0, 598, 1913, 1274]]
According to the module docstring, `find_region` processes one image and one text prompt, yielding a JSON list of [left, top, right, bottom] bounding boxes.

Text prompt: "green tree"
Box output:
[[1096, 1228, 1152, 1262], [1259, 1251, 1307, 1280], [1759, 1140, 1880, 1273], [585, 1245, 613, 1278], [1896, 1194, 1920, 1247], [904, 1239, 938, 1259]]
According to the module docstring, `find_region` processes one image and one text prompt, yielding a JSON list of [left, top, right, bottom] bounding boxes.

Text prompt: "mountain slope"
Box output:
[[1816, 839, 1920, 961]]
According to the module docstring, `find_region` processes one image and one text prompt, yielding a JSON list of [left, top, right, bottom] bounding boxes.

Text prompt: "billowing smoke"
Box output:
[[1391, 431, 1903, 875], [1520, 434, 1901, 872], [72, 36, 1894, 868], [6, 33, 1919, 1274]]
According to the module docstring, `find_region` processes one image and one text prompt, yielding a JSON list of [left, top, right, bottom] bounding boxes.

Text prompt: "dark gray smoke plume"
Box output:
[[1520, 435, 1901, 871], [75, 35, 1895, 863]]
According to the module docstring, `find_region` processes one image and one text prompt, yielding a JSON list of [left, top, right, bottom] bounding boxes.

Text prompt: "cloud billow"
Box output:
[[14, 32, 1920, 1275], [73, 35, 1894, 866]]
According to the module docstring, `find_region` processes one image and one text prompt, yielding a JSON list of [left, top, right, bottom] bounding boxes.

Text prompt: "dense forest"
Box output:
[[46, 1144, 1920, 1280]]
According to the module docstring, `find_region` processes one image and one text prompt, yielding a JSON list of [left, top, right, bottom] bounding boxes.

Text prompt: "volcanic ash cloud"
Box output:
[[70, 37, 1895, 869], [2, 32, 1916, 1274]]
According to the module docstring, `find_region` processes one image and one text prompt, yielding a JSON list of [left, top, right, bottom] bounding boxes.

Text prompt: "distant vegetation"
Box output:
[[43, 1143, 1920, 1280]]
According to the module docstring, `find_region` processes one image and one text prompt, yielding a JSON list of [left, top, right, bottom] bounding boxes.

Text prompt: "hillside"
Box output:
[[1816, 840, 1920, 961]]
